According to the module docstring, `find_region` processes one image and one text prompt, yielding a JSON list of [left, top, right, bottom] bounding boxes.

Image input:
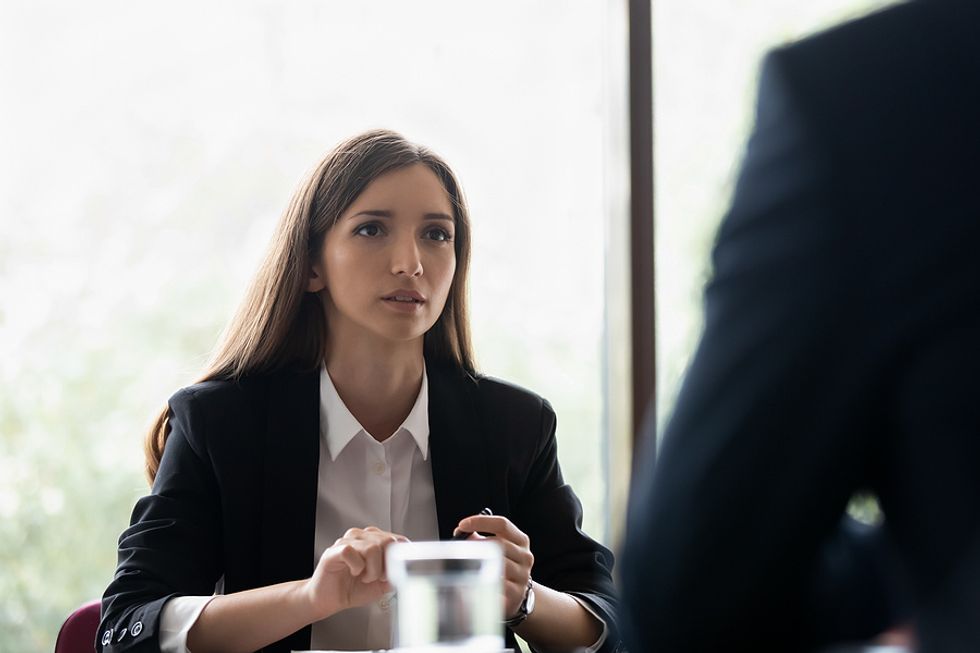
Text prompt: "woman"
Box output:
[[98, 130, 620, 653]]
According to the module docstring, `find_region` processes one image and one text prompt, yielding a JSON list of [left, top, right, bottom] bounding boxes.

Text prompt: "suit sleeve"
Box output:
[[514, 399, 623, 653], [97, 389, 223, 653], [620, 52, 907, 653]]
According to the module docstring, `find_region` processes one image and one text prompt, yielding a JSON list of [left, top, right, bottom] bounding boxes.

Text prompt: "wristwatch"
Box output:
[[503, 578, 535, 628]]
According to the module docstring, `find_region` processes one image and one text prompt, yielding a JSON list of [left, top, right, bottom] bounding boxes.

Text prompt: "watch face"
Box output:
[[525, 586, 535, 615]]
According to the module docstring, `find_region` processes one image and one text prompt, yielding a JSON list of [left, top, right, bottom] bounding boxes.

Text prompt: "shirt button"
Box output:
[[372, 462, 386, 475], [379, 597, 391, 611]]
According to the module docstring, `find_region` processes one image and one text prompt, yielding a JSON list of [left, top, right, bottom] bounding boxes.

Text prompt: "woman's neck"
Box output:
[[324, 337, 425, 443]]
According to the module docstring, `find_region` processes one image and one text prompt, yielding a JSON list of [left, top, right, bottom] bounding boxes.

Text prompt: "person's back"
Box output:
[[622, 1, 980, 651]]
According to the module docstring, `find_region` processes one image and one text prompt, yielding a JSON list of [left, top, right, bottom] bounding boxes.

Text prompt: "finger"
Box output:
[[457, 515, 505, 536], [451, 527, 471, 539], [458, 515, 529, 546], [360, 528, 409, 543], [355, 540, 388, 583], [361, 532, 398, 583], [497, 539, 534, 569], [335, 543, 366, 577], [368, 532, 406, 582]]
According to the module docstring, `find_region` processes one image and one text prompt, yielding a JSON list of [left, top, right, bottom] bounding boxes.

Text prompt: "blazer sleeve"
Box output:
[[97, 389, 223, 653], [512, 398, 623, 653]]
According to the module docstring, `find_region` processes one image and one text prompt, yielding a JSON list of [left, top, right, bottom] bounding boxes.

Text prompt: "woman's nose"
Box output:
[[390, 237, 423, 277]]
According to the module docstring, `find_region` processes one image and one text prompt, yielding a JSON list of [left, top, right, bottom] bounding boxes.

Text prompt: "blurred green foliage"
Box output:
[[0, 262, 229, 651]]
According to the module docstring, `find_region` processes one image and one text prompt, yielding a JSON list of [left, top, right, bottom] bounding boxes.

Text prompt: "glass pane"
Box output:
[[654, 0, 898, 430], [0, 2, 623, 649]]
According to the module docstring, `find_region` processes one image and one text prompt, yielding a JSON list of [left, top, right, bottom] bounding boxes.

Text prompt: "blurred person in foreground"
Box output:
[[621, 0, 980, 651]]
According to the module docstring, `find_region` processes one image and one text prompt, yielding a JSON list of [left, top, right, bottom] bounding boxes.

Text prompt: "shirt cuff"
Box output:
[[160, 595, 216, 653], [568, 594, 609, 653]]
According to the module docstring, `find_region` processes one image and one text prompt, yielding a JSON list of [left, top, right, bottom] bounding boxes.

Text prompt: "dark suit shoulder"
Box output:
[[472, 374, 553, 421], [782, 0, 975, 63], [171, 375, 258, 406], [759, 0, 980, 265], [165, 373, 284, 454], [773, 0, 978, 116], [169, 376, 268, 422], [469, 375, 557, 466]]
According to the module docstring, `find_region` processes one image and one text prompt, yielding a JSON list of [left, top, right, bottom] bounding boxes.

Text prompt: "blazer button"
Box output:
[[101, 630, 112, 646], [131, 621, 143, 637]]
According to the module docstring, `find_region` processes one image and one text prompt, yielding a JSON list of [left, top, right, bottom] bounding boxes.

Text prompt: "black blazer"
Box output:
[[99, 362, 619, 653], [622, 1, 980, 652]]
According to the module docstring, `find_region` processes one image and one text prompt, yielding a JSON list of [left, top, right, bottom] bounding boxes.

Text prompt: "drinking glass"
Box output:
[[386, 540, 503, 651]]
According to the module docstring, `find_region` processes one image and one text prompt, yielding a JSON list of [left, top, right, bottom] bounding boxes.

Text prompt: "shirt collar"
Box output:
[[319, 365, 430, 461]]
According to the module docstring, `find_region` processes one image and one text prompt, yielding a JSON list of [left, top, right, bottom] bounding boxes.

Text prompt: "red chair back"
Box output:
[[54, 600, 101, 653]]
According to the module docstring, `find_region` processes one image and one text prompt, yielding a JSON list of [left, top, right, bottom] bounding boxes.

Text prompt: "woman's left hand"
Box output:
[[454, 514, 534, 619]]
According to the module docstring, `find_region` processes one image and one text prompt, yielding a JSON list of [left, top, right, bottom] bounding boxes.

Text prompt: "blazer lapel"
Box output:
[[427, 364, 496, 540], [258, 367, 319, 652]]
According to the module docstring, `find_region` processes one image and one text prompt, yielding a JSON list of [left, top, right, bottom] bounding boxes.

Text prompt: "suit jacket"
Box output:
[[622, 1, 980, 651], [99, 362, 619, 653]]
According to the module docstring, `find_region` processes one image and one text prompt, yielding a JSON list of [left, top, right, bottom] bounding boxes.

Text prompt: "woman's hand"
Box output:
[[305, 526, 409, 620], [188, 527, 407, 653], [454, 514, 533, 618]]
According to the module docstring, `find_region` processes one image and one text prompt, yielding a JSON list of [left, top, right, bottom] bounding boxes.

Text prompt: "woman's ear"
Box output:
[[307, 266, 326, 293]]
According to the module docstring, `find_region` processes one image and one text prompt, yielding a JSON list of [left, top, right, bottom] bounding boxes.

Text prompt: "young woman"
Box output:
[[98, 130, 620, 653]]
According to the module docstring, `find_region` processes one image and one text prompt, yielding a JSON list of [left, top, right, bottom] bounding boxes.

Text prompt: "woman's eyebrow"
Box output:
[[348, 210, 453, 222], [349, 209, 392, 219]]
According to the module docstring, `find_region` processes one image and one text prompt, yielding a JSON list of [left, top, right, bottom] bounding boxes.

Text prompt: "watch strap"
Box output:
[[503, 578, 534, 628]]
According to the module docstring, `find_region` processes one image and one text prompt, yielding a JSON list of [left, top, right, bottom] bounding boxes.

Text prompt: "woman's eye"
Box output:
[[425, 228, 453, 242], [354, 223, 383, 237]]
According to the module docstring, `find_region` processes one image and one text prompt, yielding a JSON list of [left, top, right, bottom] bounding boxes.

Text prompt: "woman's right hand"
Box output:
[[305, 526, 409, 620]]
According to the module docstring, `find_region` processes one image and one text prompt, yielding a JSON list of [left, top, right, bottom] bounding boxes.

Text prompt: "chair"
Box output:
[[55, 600, 101, 653]]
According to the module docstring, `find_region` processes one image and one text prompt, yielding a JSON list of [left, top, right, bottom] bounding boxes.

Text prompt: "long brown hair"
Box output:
[[144, 129, 475, 484]]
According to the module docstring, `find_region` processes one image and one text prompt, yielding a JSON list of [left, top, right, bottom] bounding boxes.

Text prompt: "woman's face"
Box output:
[[311, 163, 457, 347]]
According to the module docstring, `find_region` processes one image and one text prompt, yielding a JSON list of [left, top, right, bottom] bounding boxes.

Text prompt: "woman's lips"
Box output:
[[381, 289, 426, 303], [381, 292, 425, 312], [383, 295, 423, 303]]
